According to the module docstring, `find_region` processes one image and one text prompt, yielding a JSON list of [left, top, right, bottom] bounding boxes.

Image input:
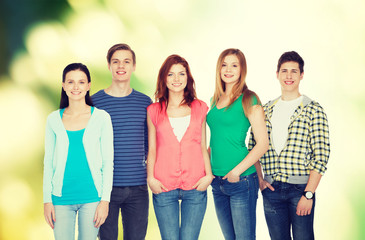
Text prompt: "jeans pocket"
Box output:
[[293, 183, 306, 193], [138, 184, 148, 192]]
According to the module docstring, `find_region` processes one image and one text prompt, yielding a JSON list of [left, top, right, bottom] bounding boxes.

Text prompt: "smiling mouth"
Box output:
[[71, 91, 81, 95], [116, 71, 126, 75], [284, 81, 294, 85], [224, 74, 234, 78], [172, 83, 182, 87]]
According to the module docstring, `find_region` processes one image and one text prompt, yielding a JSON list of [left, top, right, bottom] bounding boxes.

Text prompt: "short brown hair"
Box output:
[[277, 51, 304, 73], [107, 43, 136, 65]]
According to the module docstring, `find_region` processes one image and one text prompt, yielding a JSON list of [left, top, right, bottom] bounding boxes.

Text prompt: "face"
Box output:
[[277, 61, 304, 94], [166, 64, 187, 94], [62, 70, 90, 101], [108, 50, 136, 82], [221, 54, 241, 85]]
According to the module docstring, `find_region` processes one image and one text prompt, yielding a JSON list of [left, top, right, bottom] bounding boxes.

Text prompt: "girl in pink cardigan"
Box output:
[[147, 55, 213, 240]]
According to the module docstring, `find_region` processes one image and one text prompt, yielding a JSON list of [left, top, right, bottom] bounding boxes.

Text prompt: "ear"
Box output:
[[300, 72, 304, 80], [276, 71, 279, 79], [87, 82, 91, 91], [62, 82, 66, 90], [132, 63, 136, 72]]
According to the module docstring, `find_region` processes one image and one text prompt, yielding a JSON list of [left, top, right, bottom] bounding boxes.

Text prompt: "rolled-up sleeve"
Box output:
[[308, 108, 330, 175]]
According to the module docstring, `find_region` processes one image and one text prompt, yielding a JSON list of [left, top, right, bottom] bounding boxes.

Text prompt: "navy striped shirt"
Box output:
[[92, 89, 152, 186]]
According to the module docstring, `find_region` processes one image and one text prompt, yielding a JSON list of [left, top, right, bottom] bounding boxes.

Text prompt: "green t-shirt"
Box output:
[[207, 94, 257, 176]]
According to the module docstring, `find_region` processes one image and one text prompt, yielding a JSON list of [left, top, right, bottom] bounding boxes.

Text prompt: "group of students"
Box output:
[[43, 43, 330, 240]]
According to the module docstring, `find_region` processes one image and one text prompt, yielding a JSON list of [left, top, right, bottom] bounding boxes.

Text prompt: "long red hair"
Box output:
[[155, 54, 197, 109]]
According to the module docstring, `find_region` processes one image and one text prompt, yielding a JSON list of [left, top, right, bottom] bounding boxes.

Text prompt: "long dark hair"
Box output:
[[155, 54, 196, 109], [60, 63, 94, 109]]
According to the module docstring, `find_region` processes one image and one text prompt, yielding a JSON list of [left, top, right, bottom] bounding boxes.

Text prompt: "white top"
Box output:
[[271, 96, 303, 155], [169, 115, 191, 142]]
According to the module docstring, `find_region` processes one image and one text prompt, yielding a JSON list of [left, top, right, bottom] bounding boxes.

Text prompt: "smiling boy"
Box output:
[[250, 51, 330, 240], [92, 43, 151, 240]]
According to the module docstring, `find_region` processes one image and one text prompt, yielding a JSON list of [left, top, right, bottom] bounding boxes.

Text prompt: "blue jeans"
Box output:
[[153, 189, 207, 240], [99, 185, 149, 240], [262, 182, 315, 240], [211, 172, 259, 240], [53, 201, 99, 240]]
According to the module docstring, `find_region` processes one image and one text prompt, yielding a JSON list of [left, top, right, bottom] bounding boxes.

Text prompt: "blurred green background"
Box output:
[[0, 0, 364, 239]]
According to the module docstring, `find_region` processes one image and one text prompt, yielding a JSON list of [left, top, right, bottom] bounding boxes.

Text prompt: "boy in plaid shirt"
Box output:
[[249, 51, 330, 240]]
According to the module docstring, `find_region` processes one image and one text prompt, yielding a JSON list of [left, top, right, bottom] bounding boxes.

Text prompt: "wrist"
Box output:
[[303, 191, 315, 200]]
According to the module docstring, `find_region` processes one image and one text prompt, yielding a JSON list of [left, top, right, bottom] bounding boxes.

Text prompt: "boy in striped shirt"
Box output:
[[92, 43, 152, 240]]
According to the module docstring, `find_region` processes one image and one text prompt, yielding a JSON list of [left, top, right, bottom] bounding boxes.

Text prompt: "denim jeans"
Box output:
[[53, 201, 99, 240], [99, 185, 149, 240], [262, 181, 315, 240], [153, 188, 207, 240], [211, 172, 259, 240]]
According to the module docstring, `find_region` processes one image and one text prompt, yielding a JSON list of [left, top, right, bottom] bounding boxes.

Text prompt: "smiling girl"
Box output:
[[43, 63, 113, 240], [147, 55, 213, 240], [207, 49, 269, 240]]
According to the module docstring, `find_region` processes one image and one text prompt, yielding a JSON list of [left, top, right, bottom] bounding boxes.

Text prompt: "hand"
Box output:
[[296, 196, 313, 216], [192, 175, 214, 191], [147, 177, 168, 194], [259, 179, 275, 192], [44, 202, 55, 229], [94, 201, 109, 228], [223, 170, 240, 183]]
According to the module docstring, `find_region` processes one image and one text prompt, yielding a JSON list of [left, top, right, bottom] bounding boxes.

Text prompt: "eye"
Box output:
[[168, 73, 173, 77], [180, 72, 186, 76], [112, 60, 118, 64], [222, 64, 226, 67], [233, 64, 238, 67], [125, 60, 130, 64]]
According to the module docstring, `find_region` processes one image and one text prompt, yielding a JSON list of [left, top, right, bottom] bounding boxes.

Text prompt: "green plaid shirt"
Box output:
[[249, 95, 330, 183]]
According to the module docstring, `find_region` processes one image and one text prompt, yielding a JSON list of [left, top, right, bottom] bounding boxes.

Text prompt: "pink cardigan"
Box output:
[[147, 99, 208, 191]]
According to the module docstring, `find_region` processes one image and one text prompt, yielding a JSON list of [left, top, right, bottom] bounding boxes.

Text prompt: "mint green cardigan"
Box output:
[[43, 107, 113, 203]]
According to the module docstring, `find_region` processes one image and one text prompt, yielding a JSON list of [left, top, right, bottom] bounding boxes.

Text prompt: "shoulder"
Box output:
[[91, 90, 104, 99], [46, 110, 60, 121], [93, 107, 111, 118], [302, 95, 326, 114], [147, 102, 162, 116], [132, 89, 152, 102], [192, 99, 209, 117], [263, 97, 280, 110], [147, 102, 160, 111], [192, 99, 208, 108]]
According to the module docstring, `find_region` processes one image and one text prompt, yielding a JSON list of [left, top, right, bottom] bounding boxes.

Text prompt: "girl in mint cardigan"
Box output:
[[43, 63, 113, 240]]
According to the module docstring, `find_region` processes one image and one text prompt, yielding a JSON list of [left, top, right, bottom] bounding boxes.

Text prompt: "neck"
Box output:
[[106, 81, 132, 97], [224, 82, 235, 98], [168, 91, 185, 107], [281, 90, 301, 101], [67, 100, 89, 114]]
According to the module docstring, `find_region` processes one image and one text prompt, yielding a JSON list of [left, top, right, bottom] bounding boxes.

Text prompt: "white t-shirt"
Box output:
[[169, 115, 191, 142], [271, 96, 303, 155]]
